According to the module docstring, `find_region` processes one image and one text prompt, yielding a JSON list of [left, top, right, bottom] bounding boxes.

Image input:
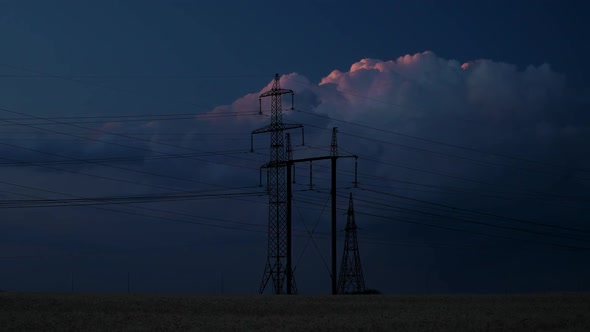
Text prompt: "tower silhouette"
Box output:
[[338, 193, 366, 294], [251, 74, 302, 294], [251, 76, 358, 294]]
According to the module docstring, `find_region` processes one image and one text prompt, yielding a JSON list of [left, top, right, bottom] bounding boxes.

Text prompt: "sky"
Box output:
[[0, 0, 589, 294]]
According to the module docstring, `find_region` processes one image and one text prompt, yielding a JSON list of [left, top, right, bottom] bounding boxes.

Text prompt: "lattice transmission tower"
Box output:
[[251, 73, 302, 294], [338, 193, 366, 294]]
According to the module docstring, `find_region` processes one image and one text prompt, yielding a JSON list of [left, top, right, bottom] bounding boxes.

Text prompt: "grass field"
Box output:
[[1, 292, 589, 331]]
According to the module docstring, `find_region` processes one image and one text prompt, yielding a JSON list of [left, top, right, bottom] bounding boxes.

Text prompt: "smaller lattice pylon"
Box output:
[[338, 192, 366, 294]]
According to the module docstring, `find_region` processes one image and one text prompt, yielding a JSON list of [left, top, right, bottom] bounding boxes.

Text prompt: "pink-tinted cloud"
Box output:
[[196, 51, 583, 198]]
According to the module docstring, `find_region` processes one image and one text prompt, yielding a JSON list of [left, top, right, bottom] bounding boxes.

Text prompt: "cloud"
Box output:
[[3, 51, 588, 294], [314, 51, 566, 128], [286, 52, 582, 173], [204, 52, 589, 245], [6, 51, 582, 201], [195, 54, 586, 251]]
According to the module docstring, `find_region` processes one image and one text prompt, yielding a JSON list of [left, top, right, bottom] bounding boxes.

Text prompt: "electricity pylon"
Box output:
[[284, 127, 358, 294], [338, 193, 366, 294], [251, 74, 302, 294], [251, 76, 359, 295]]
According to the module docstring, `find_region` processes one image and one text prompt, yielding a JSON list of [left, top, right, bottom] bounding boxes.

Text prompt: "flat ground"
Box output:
[[0, 292, 589, 331]]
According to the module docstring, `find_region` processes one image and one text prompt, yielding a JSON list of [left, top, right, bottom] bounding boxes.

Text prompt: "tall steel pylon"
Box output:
[[251, 73, 302, 294], [338, 193, 366, 294]]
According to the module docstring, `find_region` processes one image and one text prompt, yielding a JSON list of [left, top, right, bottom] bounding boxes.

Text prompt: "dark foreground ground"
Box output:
[[0, 292, 589, 331]]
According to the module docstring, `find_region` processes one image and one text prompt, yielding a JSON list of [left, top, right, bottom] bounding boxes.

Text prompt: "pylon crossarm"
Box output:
[[260, 88, 293, 98], [286, 155, 356, 165], [252, 124, 302, 135], [251, 124, 273, 135]]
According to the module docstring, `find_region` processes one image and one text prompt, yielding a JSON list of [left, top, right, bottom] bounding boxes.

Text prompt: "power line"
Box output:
[[303, 139, 590, 204], [1, 172, 582, 259], [359, 188, 590, 234], [0, 134, 276, 214], [0, 105, 280, 176], [0, 174, 270, 232], [292, 197, 587, 251], [296, 115, 590, 182], [0, 111, 211, 120], [0, 131, 245, 136], [1, 68, 587, 259], [285, 78, 589, 173], [9, 137, 580, 249], [343, 193, 590, 242], [0, 107, 271, 179], [337, 130, 590, 180], [4, 63, 586, 179], [0, 109, 290, 219], [359, 157, 589, 201], [0, 112, 259, 126], [295, 188, 590, 242], [0, 189, 266, 208], [6, 75, 584, 208], [0, 142, 264, 196], [297, 154, 590, 210], [0, 146, 252, 168]]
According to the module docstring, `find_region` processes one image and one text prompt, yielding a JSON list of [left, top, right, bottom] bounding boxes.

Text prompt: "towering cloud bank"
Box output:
[[210, 51, 576, 162], [4, 51, 584, 198]]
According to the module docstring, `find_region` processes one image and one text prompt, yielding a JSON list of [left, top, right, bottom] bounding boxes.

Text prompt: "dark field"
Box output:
[[1, 292, 589, 331]]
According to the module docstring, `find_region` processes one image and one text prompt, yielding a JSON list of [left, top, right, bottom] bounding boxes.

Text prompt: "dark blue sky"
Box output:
[[2, 1, 589, 90], [0, 1, 589, 294]]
